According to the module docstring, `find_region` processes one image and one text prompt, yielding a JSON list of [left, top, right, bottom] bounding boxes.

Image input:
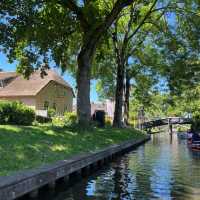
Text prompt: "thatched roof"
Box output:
[[0, 70, 74, 97]]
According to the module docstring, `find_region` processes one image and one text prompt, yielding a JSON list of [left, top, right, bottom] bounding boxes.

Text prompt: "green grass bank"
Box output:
[[0, 125, 146, 176]]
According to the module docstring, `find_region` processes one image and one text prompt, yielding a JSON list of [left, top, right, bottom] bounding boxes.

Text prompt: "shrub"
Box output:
[[48, 108, 56, 118], [52, 113, 77, 127], [64, 112, 77, 127], [0, 101, 35, 125], [105, 116, 112, 127], [52, 116, 65, 127], [36, 115, 51, 123]]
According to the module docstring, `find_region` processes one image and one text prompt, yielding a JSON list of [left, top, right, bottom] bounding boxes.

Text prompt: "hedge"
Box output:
[[0, 101, 35, 125]]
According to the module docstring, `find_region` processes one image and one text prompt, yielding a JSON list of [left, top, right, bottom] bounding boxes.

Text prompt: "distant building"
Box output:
[[91, 100, 115, 119], [0, 70, 74, 115]]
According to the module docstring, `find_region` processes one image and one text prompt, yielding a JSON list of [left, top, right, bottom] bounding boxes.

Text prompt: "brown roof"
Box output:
[[0, 70, 74, 97], [0, 72, 18, 80]]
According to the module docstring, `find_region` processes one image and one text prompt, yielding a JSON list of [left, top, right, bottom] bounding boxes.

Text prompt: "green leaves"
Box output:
[[0, 0, 80, 76]]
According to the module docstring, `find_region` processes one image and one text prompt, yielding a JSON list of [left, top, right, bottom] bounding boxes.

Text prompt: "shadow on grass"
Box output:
[[0, 125, 145, 176]]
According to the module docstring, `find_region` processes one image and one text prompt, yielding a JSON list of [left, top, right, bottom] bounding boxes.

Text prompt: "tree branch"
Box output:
[[112, 21, 121, 65], [101, 0, 135, 32], [90, 0, 135, 45], [58, 0, 89, 30], [127, 0, 158, 40], [126, 36, 146, 61], [121, 5, 136, 62], [81, 0, 136, 56], [143, 8, 168, 33]]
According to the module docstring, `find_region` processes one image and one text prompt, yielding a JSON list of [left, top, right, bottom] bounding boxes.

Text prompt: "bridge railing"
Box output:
[[142, 117, 192, 129]]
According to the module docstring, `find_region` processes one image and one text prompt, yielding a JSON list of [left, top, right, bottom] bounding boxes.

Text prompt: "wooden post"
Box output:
[[168, 118, 172, 134], [147, 128, 151, 134]]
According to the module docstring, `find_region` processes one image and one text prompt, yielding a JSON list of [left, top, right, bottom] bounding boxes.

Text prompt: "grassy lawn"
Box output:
[[0, 125, 146, 176]]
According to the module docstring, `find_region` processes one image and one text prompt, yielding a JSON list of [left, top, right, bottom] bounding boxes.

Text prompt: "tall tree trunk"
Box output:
[[77, 46, 93, 126], [74, 1, 135, 126], [124, 70, 130, 125], [113, 62, 125, 128]]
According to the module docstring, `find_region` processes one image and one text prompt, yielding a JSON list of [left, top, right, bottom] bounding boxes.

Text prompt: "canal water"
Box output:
[[39, 132, 200, 200]]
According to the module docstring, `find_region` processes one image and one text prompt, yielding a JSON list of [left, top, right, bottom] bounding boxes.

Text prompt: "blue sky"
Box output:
[[0, 52, 99, 102]]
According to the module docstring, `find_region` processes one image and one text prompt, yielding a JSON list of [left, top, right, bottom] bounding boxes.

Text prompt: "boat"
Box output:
[[191, 142, 200, 152]]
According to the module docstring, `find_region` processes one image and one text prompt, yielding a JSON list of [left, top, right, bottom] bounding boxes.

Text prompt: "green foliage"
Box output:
[[177, 125, 190, 132], [48, 108, 56, 118], [52, 116, 65, 127], [64, 112, 77, 127], [52, 112, 77, 127], [0, 101, 35, 125], [0, 0, 132, 77], [36, 116, 51, 124], [191, 109, 200, 132], [192, 120, 200, 133], [105, 116, 112, 127]]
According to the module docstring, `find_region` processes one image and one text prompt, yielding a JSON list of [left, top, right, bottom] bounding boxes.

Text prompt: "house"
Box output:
[[0, 70, 74, 115]]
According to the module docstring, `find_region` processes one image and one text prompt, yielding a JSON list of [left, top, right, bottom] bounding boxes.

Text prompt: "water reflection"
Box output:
[[40, 132, 200, 200]]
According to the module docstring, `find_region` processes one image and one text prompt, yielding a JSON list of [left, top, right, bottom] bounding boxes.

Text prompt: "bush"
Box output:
[[0, 101, 35, 125], [48, 108, 56, 118], [52, 116, 65, 127], [64, 112, 77, 127], [36, 115, 51, 123], [105, 116, 112, 127], [52, 113, 77, 127]]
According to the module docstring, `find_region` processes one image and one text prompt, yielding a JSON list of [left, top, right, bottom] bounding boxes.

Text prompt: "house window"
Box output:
[[44, 101, 49, 110]]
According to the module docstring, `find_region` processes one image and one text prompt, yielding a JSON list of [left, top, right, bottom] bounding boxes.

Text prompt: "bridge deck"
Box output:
[[143, 117, 192, 129]]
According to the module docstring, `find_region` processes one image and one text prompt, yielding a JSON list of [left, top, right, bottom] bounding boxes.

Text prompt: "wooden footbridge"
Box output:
[[143, 117, 192, 129], [136, 108, 192, 133]]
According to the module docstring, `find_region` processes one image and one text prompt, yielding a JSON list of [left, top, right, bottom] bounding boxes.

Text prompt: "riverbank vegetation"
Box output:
[[0, 125, 145, 176], [0, 101, 35, 125]]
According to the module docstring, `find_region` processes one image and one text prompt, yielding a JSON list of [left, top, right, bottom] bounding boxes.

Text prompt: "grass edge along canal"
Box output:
[[0, 125, 147, 177]]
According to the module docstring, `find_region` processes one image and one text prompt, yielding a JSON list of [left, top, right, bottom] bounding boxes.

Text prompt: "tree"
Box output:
[[129, 2, 200, 124], [0, 0, 136, 126], [109, 0, 166, 127], [95, 0, 200, 127]]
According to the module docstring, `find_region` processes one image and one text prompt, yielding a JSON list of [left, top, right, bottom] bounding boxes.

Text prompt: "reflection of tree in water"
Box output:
[[112, 157, 134, 199]]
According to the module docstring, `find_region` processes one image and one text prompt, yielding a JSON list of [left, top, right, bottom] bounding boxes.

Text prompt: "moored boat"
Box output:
[[191, 142, 200, 152]]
